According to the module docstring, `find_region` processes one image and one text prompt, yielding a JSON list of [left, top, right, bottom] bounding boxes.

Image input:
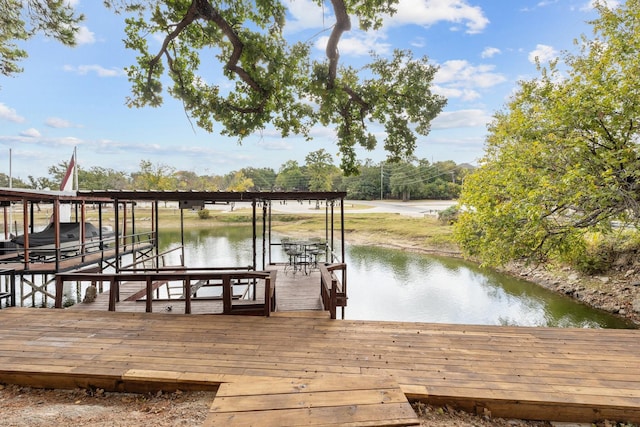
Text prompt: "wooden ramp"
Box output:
[[0, 308, 639, 424], [206, 375, 419, 426]]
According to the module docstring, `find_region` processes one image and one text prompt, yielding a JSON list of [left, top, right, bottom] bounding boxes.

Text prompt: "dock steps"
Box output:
[[205, 375, 420, 427]]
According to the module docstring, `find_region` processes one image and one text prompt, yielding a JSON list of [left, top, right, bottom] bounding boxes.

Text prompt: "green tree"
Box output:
[[132, 160, 176, 190], [455, 0, 640, 266], [304, 149, 337, 191], [79, 166, 130, 190], [5, 2, 447, 173], [275, 160, 306, 191], [110, 1, 445, 174], [175, 170, 209, 191], [226, 171, 254, 192], [0, 173, 28, 188], [0, 0, 83, 77], [240, 167, 276, 190], [389, 161, 420, 201], [27, 175, 55, 190], [342, 160, 382, 200]]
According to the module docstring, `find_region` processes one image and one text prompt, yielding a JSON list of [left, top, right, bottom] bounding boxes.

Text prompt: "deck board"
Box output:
[[0, 308, 638, 423]]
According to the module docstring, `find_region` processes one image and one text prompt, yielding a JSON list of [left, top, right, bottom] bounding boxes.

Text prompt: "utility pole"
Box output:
[[380, 163, 384, 200]]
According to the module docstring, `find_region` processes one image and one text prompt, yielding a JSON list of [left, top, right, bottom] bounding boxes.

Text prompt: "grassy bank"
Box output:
[[6, 205, 458, 254], [172, 209, 459, 255]]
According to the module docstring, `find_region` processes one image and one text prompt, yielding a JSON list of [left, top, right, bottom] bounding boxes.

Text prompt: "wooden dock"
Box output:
[[66, 265, 327, 315], [0, 308, 638, 424]]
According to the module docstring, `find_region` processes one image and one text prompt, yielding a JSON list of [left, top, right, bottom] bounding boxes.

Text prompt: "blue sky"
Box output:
[[0, 0, 606, 181]]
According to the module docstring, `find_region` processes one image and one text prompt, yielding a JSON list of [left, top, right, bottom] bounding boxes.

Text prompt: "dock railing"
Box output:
[[54, 268, 277, 316], [319, 262, 347, 319], [0, 268, 15, 308]]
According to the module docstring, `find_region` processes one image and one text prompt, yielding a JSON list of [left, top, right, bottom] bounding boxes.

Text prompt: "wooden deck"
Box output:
[[0, 308, 638, 424]]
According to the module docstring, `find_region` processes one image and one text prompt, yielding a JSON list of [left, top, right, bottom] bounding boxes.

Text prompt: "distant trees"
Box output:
[[132, 160, 176, 191], [338, 159, 468, 200], [455, 0, 640, 266], [18, 156, 469, 200], [0, 173, 27, 188], [275, 161, 306, 191]]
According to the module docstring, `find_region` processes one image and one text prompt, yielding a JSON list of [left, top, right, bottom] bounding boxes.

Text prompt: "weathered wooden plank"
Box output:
[[205, 403, 420, 427]]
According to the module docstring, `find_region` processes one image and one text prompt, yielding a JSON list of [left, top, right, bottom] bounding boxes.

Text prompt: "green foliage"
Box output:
[[455, 0, 640, 266], [438, 205, 459, 225], [0, 173, 28, 188], [197, 209, 211, 220], [6, 1, 446, 174], [104, 1, 445, 174], [132, 160, 177, 190], [304, 149, 339, 191], [226, 171, 254, 192], [562, 230, 640, 274], [0, 0, 83, 77]]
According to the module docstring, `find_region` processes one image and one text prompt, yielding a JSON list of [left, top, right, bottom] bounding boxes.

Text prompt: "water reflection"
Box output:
[[158, 228, 635, 329]]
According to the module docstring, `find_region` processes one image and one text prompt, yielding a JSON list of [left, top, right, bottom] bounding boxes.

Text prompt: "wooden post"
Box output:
[[53, 199, 60, 271], [264, 273, 272, 317], [184, 275, 191, 314], [22, 199, 29, 270], [54, 275, 63, 308], [223, 275, 232, 314], [145, 276, 153, 313], [108, 277, 117, 311]]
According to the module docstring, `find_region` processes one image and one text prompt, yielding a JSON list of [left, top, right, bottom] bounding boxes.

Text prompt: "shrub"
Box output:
[[438, 205, 459, 225], [197, 209, 211, 219], [564, 232, 616, 275]]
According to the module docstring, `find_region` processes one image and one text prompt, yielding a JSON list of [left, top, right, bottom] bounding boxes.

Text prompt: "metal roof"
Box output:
[[77, 190, 347, 203]]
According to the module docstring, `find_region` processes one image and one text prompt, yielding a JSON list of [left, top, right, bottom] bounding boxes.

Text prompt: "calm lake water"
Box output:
[[159, 227, 635, 329]]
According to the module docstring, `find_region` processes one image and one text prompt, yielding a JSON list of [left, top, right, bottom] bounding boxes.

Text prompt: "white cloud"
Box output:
[[411, 37, 426, 48], [433, 60, 506, 100], [20, 128, 41, 138], [579, 0, 620, 11], [432, 85, 480, 101], [75, 26, 96, 45], [258, 140, 293, 151], [316, 32, 391, 56], [0, 103, 25, 123], [481, 47, 501, 58], [45, 117, 75, 128], [528, 44, 558, 64], [283, 0, 488, 36], [432, 109, 492, 129], [283, 0, 332, 33], [63, 64, 125, 77], [388, 0, 489, 34]]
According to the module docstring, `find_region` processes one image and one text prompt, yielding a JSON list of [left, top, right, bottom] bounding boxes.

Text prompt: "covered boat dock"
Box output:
[[0, 188, 348, 318]]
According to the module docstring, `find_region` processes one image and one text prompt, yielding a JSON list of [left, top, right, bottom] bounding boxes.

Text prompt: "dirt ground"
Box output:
[[0, 384, 560, 427]]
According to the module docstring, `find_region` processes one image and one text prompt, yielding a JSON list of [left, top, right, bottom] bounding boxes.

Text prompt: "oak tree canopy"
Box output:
[[3, 0, 447, 174]]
